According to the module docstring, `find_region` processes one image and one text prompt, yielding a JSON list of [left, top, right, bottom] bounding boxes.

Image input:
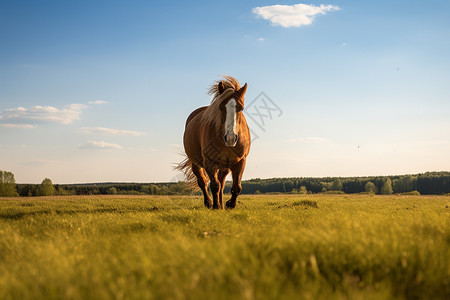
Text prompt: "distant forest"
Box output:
[[2, 171, 449, 197]]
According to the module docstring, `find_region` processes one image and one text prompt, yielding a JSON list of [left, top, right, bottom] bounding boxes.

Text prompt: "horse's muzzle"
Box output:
[[224, 132, 238, 147]]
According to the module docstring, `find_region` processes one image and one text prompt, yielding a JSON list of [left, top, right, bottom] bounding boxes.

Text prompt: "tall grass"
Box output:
[[0, 194, 449, 299]]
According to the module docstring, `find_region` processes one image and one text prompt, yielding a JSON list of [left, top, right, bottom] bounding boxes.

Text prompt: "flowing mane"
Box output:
[[202, 75, 242, 130], [207, 75, 242, 100]]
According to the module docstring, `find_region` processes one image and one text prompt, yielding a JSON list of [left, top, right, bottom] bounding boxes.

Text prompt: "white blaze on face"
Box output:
[[224, 98, 237, 145]]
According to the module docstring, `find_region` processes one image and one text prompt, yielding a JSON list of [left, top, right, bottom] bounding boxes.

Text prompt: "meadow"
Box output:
[[0, 194, 449, 300]]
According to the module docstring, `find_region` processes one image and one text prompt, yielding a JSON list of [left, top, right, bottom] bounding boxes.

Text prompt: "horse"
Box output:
[[176, 76, 251, 209]]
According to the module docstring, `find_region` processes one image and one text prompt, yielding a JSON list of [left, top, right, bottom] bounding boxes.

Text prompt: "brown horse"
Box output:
[[176, 76, 251, 209]]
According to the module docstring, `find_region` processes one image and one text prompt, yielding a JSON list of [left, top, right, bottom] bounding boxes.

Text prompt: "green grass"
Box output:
[[0, 194, 449, 299]]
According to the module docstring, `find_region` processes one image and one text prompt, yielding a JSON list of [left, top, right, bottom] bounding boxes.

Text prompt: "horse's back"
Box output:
[[185, 106, 207, 128], [184, 106, 208, 167]]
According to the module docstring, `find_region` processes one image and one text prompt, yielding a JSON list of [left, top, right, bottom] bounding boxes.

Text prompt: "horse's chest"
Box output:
[[202, 146, 244, 169]]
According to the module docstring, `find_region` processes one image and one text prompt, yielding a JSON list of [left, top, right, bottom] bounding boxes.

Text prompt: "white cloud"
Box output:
[[243, 35, 266, 42], [290, 137, 329, 143], [0, 104, 87, 126], [81, 127, 146, 136], [78, 140, 123, 150], [0, 123, 36, 129], [252, 3, 340, 28], [89, 100, 109, 105]]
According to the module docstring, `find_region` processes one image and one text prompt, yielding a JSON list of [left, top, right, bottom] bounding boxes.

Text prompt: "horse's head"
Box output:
[[217, 81, 247, 147]]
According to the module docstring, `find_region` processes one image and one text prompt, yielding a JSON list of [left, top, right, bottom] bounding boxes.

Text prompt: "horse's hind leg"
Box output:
[[192, 164, 212, 208], [218, 169, 230, 209], [226, 159, 246, 209]]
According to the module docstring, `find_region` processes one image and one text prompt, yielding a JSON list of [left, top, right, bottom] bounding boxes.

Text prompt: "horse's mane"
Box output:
[[207, 75, 241, 99], [202, 76, 242, 130]]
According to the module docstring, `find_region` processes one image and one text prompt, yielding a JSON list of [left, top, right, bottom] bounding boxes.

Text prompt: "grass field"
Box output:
[[0, 194, 449, 300]]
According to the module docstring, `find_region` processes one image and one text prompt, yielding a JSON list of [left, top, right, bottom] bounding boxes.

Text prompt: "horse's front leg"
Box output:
[[218, 169, 230, 209], [226, 158, 246, 209], [206, 168, 222, 209]]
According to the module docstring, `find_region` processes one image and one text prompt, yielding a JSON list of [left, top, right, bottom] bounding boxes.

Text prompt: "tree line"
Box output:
[[235, 172, 450, 195], [1, 170, 450, 197], [14, 181, 192, 197], [0, 173, 59, 197]]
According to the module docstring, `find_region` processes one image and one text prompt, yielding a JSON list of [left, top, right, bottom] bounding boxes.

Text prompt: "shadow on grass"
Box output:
[[0, 206, 162, 220], [275, 200, 318, 209]]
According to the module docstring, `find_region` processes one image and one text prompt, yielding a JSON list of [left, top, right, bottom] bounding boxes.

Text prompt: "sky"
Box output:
[[1, 0, 450, 184]]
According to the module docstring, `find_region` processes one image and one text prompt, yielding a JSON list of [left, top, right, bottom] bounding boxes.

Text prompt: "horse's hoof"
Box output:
[[212, 204, 224, 210], [225, 200, 236, 209]]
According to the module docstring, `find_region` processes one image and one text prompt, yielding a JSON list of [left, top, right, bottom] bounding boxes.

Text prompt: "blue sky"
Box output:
[[1, 0, 450, 183]]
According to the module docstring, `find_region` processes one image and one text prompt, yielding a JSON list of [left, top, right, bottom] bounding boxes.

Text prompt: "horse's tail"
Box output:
[[174, 154, 201, 190]]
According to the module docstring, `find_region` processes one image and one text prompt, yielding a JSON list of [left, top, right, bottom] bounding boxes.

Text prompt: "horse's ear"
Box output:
[[235, 83, 247, 110], [237, 83, 247, 97], [218, 81, 225, 95]]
